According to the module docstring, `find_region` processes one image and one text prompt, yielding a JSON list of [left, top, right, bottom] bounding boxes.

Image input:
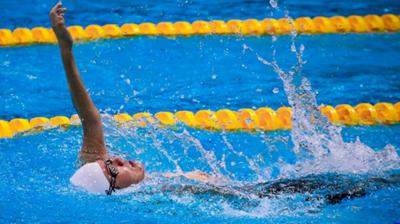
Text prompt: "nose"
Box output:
[[113, 157, 125, 166]]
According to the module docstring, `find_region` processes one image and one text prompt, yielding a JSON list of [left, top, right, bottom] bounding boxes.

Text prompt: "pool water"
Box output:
[[2, 0, 400, 29], [1, 0, 400, 223]]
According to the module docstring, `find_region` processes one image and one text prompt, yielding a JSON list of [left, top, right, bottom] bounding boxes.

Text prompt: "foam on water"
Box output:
[[221, 194, 325, 219]]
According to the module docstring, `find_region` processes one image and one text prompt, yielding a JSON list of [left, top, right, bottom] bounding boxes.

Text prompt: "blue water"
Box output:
[[1, 34, 400, 120], [1, 0, 400, 223]]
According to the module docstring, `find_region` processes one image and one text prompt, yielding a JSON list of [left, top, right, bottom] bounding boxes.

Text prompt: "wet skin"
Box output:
[[98, 157, 145, 188], [50, 1, 145, 190]]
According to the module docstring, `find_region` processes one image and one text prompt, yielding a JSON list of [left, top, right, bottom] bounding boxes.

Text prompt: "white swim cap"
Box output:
[[70, 162, 109, 194]]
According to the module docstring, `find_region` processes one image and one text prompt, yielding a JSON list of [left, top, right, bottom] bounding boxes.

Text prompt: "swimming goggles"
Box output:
[[105, 159, 119, 195]]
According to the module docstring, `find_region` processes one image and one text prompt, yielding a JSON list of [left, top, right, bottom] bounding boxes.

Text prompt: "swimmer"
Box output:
[[50, 2, 399, 203], [160, 173, 400, 205], [50, 2, 145, 195], [50, 2, 208, 195]]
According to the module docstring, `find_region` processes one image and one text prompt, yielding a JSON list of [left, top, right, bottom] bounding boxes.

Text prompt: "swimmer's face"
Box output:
[[111, 156, 145, 188]]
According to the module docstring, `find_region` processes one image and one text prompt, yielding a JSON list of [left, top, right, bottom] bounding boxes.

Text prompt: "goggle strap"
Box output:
[[105, 159, 119, 195]]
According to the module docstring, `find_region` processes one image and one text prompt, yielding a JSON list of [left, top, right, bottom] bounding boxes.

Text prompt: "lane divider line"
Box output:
[[1, 14, 399, 47], [1, 102, 399, 138]]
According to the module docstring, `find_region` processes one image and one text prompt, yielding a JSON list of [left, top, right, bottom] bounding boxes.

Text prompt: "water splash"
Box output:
[[102, 113, 231, 179], [243, 24, 400, 177], [174, 129, 226, 178], [88, 1, 400, 217], [221, 133, 265, 182]]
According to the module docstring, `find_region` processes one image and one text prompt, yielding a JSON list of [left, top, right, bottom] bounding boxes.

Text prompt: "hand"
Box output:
[[164, 172, 183, 178], [183, 171, 210, 182], [49, 1, 73, 47], [49, 1, 67, 28]]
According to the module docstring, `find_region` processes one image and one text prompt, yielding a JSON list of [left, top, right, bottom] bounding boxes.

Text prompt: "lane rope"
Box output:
[[1, 102, 399, 138], [1, 14, 400, 47]]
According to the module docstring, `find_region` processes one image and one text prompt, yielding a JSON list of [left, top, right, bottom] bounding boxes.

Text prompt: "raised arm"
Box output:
[[50, 2, 108, 163]]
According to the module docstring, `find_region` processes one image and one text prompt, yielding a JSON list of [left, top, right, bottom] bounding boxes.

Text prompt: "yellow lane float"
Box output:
[[1, 14, 399, 47], [1, 102, 399, 138]]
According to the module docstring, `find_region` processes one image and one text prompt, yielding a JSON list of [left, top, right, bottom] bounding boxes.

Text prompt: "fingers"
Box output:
[[49, 1, 67, 27], [57, 8, 67, 17], [54, 2, 62, 10], [50, 2, 63, 15], [57, 7, 67, 14]]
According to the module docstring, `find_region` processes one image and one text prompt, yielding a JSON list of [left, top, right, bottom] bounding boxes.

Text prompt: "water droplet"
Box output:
[[269, 0, 278, 8], [273, 87, 279, 94], [300, 44, 305, 52], [291, 43, 296, 52], [211, 74, 217, 80], [26, 74, 37, 80], [124, 96, 129, 103]]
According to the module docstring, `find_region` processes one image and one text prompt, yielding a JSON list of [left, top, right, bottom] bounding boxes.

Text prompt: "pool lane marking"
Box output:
[[1, 14, 400, 47], [1, 102, 399, 138]]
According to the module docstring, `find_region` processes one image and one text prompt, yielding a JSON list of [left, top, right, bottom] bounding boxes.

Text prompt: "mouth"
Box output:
[[128, 160, 136, 167]]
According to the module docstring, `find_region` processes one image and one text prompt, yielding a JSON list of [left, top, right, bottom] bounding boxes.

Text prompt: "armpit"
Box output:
[[79, 147, 107, 164]]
